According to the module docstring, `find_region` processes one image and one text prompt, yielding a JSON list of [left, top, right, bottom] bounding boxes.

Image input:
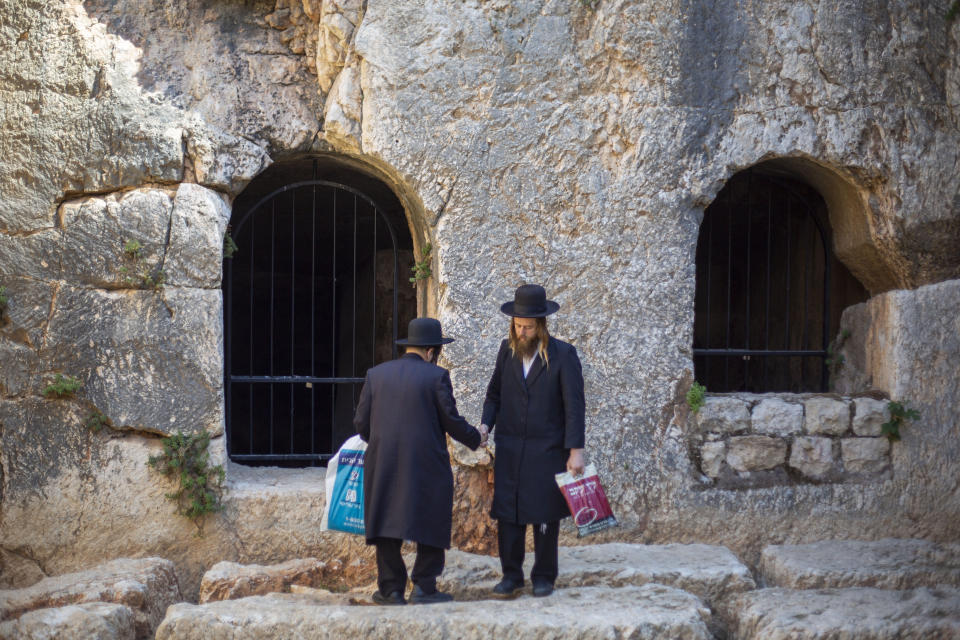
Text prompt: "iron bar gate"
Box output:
[[693, 170, 832, 392], [224, 180, 400, 465]]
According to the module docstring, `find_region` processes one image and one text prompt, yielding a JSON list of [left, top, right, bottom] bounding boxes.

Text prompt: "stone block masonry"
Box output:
[[690, 393, 892, 488]]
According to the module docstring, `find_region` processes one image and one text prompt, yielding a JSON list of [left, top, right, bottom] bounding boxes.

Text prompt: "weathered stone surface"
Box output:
[[760, 538, 960, 590], [803, 397, 850, 435], [700, 441, 725, 478], [0, 558, 180, 639], [434, 544, 755, 607], [0, 602, 136, 640], [694, 397, 751, 434], [788, 436, 835, 480], [199, 558, 334, 603], [156, 585, 714, 639], [751, 399, 804, 437], [841, 437, 891, 474], [41, 286, 223, 437], [726, 436, 787, 472], [852, 397, 891, 437], [720, 586, 960, 640], [164, 184, 232, 289], [0, 551, 45, 591]]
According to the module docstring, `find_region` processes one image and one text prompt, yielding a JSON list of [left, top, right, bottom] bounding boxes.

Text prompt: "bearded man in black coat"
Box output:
[[481, 284, 586, 598], [354, 317, 486, 605]]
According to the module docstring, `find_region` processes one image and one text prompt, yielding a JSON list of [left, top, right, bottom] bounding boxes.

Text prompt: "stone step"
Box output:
[[156, 584, 714, 640], [433, 542, 755, 607], [719, 586, 960, 639], [0, 557, 181, 640], [0, 602, 136, 640], [760, 538, 960, 589]]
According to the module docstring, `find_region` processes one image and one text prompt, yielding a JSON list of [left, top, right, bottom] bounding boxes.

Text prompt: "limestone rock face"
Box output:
[[720, 586, 960, 640], [156, 585, 714, 640], [788, 436, 835, 480], [0, 558, 181, 639], [726, 436, 788, 472], [760, 539, 960, 590], [751, 399, 804, 437], [802, 397, 849, 435], [0, 602, 136, 640], [841, 437, 891, 474], [199, 558, 335, 603], [852, 397, 890, 437], [435, 543, 755, 607], [695, 397, 751, 434]]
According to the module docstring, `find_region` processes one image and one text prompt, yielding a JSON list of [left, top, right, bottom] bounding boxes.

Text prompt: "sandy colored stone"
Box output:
[[841, 437, 891, 474], [726, 436, 787, 472], [852, 397, 891, 436], [0, 602, 136, 640], [434, 543, 754, 607], [199, 558, 338, 603], [751, 399, 803, 437], [788, 436, 835, 480], [760, 538, 960, 590], [720, 586, 960, 640], [156, 585, 714, 639], [0, 558, 180, 639], [694, 397, 751, 435], [700, 441, 726, 478], [803, 397, 850, 435]]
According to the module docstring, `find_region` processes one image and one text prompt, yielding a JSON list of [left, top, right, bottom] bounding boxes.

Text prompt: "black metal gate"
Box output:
[[224, 180, 400, 465], [693, 170, 832, 392]]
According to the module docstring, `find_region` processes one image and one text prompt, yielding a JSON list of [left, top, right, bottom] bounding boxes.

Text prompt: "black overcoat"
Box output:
[[482, 337, 586, 524], [354, 353, 481, 549]]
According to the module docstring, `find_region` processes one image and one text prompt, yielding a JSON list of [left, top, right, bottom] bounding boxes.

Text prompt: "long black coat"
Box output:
[[482, 337, 586, 524], [354, 353, 481, 549]]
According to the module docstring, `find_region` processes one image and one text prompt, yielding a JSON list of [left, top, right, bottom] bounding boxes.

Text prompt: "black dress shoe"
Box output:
[[492, 578, 524, 598], [409, 585, 454, 604], [372, 590, 406, 605], [532, 581, 554, 597]]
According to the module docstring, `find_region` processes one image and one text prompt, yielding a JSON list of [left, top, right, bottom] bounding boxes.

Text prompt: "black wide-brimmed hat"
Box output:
[[500, 284, 560, 318], [395, 317, 455, 346]]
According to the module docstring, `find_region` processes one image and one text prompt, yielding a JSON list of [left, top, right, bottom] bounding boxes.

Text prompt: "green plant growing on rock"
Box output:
[[948, 1, 959, 21], [223, 228, 238, 259], [409, 242, 433, 287], [0, 285, 8, 320], [686, 381, 706, 413], [881, 401, 920, 443], [148, 431, 225, 536], [43, 374, 82, 398], [85, 410, 111, 433], [120, 238, 165, 290]]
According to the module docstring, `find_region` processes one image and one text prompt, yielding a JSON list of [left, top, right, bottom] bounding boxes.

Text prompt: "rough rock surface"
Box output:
[[0, 558, 180, 639], [852, 397, 890, 437], [841, 437, 891, 474], [156, 585, 714, 639], [434, 543, 754, 606], [1, 0, 959, 596], [803, 397, 849, 436], [695, 397, 751, 434], [788, 436, 835, 480], [0, 602, 136, 640], [751, 399, 803, 437], [199, 558, 337, 603], [725, 436, 787, 472], [760, 538, 960, 590], [720, 586, 960, 640]]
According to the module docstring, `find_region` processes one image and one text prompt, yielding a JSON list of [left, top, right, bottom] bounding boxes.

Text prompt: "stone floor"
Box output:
[[2, 539, 959, 639]]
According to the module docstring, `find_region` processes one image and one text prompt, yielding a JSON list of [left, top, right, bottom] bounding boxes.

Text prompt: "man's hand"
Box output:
[[478, 424, 490, 446], [566, 448, 585, 476]]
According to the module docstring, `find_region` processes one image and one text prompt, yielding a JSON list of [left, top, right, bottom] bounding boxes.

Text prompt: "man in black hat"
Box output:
[[481, 284, 586, 598], [354, 317, 487, 605]]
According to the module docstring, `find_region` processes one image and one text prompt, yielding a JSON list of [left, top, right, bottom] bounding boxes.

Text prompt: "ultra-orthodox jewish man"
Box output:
[[354, 317, 488, 605], [481, 284, 586, 598]]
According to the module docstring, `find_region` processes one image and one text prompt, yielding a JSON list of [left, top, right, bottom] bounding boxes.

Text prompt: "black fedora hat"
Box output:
[[500, 284, 560, 318], [395, 317, 455, 346]]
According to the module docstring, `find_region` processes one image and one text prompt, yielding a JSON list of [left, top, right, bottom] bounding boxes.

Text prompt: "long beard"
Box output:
[[518, 335, 538, 358]]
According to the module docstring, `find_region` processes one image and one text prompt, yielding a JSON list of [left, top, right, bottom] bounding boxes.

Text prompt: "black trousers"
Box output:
[[497, 520, 560, 584], [373, 538, 445, 596]]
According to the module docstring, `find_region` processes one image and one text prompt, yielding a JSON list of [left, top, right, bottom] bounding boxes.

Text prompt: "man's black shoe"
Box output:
[[492, 578, 524, 598], [409, 585, 454, 604], [532, 581, 554, 597], [372, 590, 406, 605]]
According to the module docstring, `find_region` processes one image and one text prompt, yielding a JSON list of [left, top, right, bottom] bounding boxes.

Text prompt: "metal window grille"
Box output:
[[693, 169, 832, 392], [223, 179, 401, 465]]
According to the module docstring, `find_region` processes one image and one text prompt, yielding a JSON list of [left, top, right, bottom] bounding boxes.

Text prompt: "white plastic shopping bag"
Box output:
[[320, 434, 367, 535]]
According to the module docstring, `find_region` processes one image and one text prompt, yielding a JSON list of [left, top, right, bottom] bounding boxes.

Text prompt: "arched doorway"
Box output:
[[223, 158, 417, 466], [693, 165, 868, 392]]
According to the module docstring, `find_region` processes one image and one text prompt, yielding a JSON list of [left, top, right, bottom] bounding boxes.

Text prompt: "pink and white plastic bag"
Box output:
[[554, 463, 619, 537]]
